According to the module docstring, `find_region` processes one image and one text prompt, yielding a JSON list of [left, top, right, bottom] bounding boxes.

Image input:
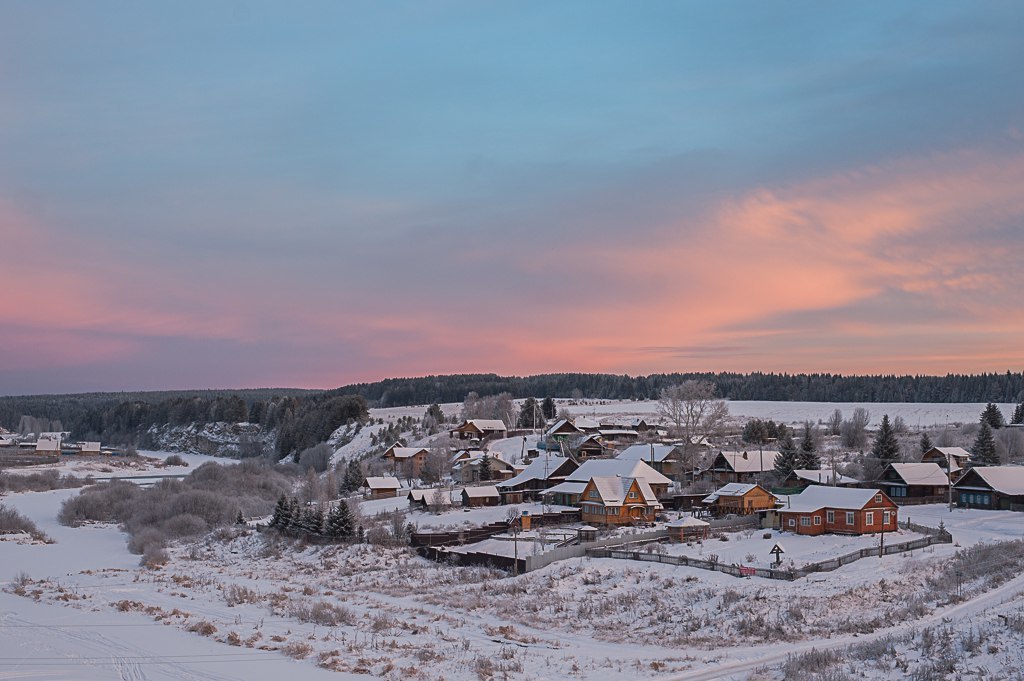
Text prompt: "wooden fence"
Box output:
[[410, 509, 581, 548], [588, 519, 953, 580]]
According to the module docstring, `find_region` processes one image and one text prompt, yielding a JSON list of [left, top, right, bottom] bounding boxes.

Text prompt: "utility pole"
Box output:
[[879, 524, 885, 558], [947, 447, 954, 512]]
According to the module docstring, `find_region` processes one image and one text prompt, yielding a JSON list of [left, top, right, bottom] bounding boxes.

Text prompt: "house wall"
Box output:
[[580, 504, 656, 526], [781, 501, 898, 536]]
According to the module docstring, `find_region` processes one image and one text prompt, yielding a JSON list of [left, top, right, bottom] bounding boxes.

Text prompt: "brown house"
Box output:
[[579, 475, 663, 526], [778, 485, 898, 536], [953, 466, 1024, 510], [879, 463, 949, 503], [702, 483, 777, 516], [362, 476, 402, 500], [381, 445, 429, 479], [701, 450, 780, 485], [921, 446, 972, 482], [449, 419, 508, 441], [460, 485, 501, 507]]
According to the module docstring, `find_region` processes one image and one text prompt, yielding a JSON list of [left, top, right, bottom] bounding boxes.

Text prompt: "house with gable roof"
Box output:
[[496, 453, 578, 504], [542, 459, 671, 507], [702, 483, 777, 516], [953, 465, 1024, 510], [879, 462, 950, 502], [778, 485, 898, 535], [615, 443, 684, 477], [701, 450, 780, 485], [449, 419, 508, 442], [381, 444, 430, 479], [921, 446, 972, 481], [578, 475, 663, 526]]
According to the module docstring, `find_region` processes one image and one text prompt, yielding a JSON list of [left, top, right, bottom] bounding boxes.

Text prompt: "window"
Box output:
[[588, 489, 600, 499], [608, 507, 618, 516], [845, 512, 855, 525], [890, 487, 906, 497], [883, 511, 891, 525], [801, 517, 811, 526], [875, 494, 882, 503], [628, 491, 637, 500], [788, 518, 795, 527], [826, 510, 835, 524], [813, 516, 821, 526], [865, 512, 874, 525]]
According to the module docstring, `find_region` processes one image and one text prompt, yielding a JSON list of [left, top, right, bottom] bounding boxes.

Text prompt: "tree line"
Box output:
[[328, 371, 1024, 407]]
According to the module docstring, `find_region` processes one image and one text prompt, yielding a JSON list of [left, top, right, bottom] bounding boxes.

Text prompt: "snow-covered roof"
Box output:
[[780, 485, 888, 513], [364, 476, 401, 490], [956, 466, 1024, 496], [465, 419, 507, 431], [583, 476, 661, 507], [35, 433, 61, 452], [545, 418, 580, 436], [498, 454, 572, 489], [598, 429, 640, 437], [615, 443, 679, 463], [542, 481, 588, 496], [702, 483, 765, 504], [929, 446, 971, 461], [79, 441, 101, 452], [887, 463, 949, 487], [574, 417, 601, 430], [386, 446, 428, 459], [792, 469, 860, 486], [666, 516, 710, 528], [461, 485, 500, 498], [713, 450, 779, 474], [566, 459, 671, 486]]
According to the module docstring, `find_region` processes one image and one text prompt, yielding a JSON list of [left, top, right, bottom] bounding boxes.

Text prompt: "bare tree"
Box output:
[[657, 380, 729, 481], [826, 409, 843, 436], [840, 408, 871, 449]]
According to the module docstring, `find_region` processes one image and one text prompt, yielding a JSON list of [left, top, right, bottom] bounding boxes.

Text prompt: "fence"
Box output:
[[524, 528, 669, 572], [893, 495, 950, 507], [410, 509, 582, 548], [588, 520, 953, 580], [0, 453, 61, 468]]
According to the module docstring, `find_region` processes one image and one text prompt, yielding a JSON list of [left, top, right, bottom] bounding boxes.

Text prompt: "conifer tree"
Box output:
[[981, 403, 1005, 430], [871, 414, 901, 467], [541, 396, 556, 421], [342, 461, 364, 493], [773, 428, 799, 480], [269, 494, 291, 529], [305, 504, 325, 536], [324, 501, 354, 540], [287, 497, 302, 533], [972, 420, 999, 465], [479, 454, 493, 481], [919, 432, 933, 456], [1012, 402, 1024, 425], [797, 421, 821, 470]]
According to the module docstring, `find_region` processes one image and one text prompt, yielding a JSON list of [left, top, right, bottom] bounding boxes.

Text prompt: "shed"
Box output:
[[666, 516, 711, 542], [461, 485, 501, 507]]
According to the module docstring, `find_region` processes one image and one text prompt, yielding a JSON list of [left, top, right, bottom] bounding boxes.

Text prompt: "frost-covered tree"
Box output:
[[541, 397, 557, 421], [1012, 402, 1024, 425], [518, 397, 542, 429], [773, 428, 799, 480], [871, 415, 901, 468], [798, 421, 821, 470], [268, 494, 291, 529], [826, 409, 843, 437], [981, 403, 1005, 430], [324, 501, 354, 540], [972, 420, 999, 466], [841, 408, 871, 449]]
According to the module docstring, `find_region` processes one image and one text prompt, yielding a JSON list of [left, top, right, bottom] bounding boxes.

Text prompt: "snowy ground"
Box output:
[[369, 399, 1015, 429], [5, 445, 1024, 680]]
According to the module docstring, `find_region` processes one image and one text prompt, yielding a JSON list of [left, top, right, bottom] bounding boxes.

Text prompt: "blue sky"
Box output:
[[2, 2, 1023, 393]]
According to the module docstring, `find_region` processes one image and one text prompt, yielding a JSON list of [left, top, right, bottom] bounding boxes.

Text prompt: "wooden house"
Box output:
[[597, 428, 641, 443], [461, 485, 501, 507], [78, 441, 102, 455], [701, 450, 780, 485], [615, 443, 684, 477], [578, 476, 663, 526], [543, 459, 671, 507], [362, 476, 402, 499], [572, 434, 606, 459], [666, 516, 711, 542], [35, 432, 62, 454], [381, 445, 430, 479], [953, 466, 1024, 510], [782, 469, 860, 490], [451, 452, 514, 484], [702, 483, 777, 516], [778, 485, 898, 536], [573, 417, 601, 434], [879, 463, 949, 503], [921, 446, 972, 481], [449, 419, 508, 442], [545, 418, 583, 439], [497, 454, 578, 504]]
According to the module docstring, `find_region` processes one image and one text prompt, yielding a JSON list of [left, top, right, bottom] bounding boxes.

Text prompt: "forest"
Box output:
[[2, 371, 1022, 450]]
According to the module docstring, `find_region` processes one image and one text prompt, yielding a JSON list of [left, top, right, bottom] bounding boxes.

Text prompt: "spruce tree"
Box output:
[[1012, 402, 1024, 425], [773, 428, 799, 480], [343, 461, 364, 493], [287, 497, 302, 533], [919, 432, 933, 456], [981, 403, 1005, 429], [541, 396, 556, 421], [871, 414, 901, 467], [479, 454, 493, 481], [305, 504, 325, 536], [269, 494, 291, 529], [972, 420, 999, 465], [518, 397, 541, 429], [324, 502, 354, 540], [797, 421, 821, 470]]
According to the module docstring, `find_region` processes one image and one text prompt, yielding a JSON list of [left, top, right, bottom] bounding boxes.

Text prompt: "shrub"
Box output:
[[141, 545, 169, 568], [164, 454, 187, 467], [0, 504, 51, 542], [127, 527, 167, 555]]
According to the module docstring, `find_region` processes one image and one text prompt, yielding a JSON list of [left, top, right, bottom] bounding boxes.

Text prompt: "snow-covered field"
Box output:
[[369, 399, 1012, 430], [4, 442, 1024, 680]]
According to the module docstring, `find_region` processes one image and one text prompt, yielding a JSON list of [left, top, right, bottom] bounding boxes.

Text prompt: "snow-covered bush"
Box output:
[[0, 504, 50, 542]]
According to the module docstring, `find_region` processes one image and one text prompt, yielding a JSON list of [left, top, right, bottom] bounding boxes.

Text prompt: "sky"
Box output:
[[2, 1, 1023, 394]]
